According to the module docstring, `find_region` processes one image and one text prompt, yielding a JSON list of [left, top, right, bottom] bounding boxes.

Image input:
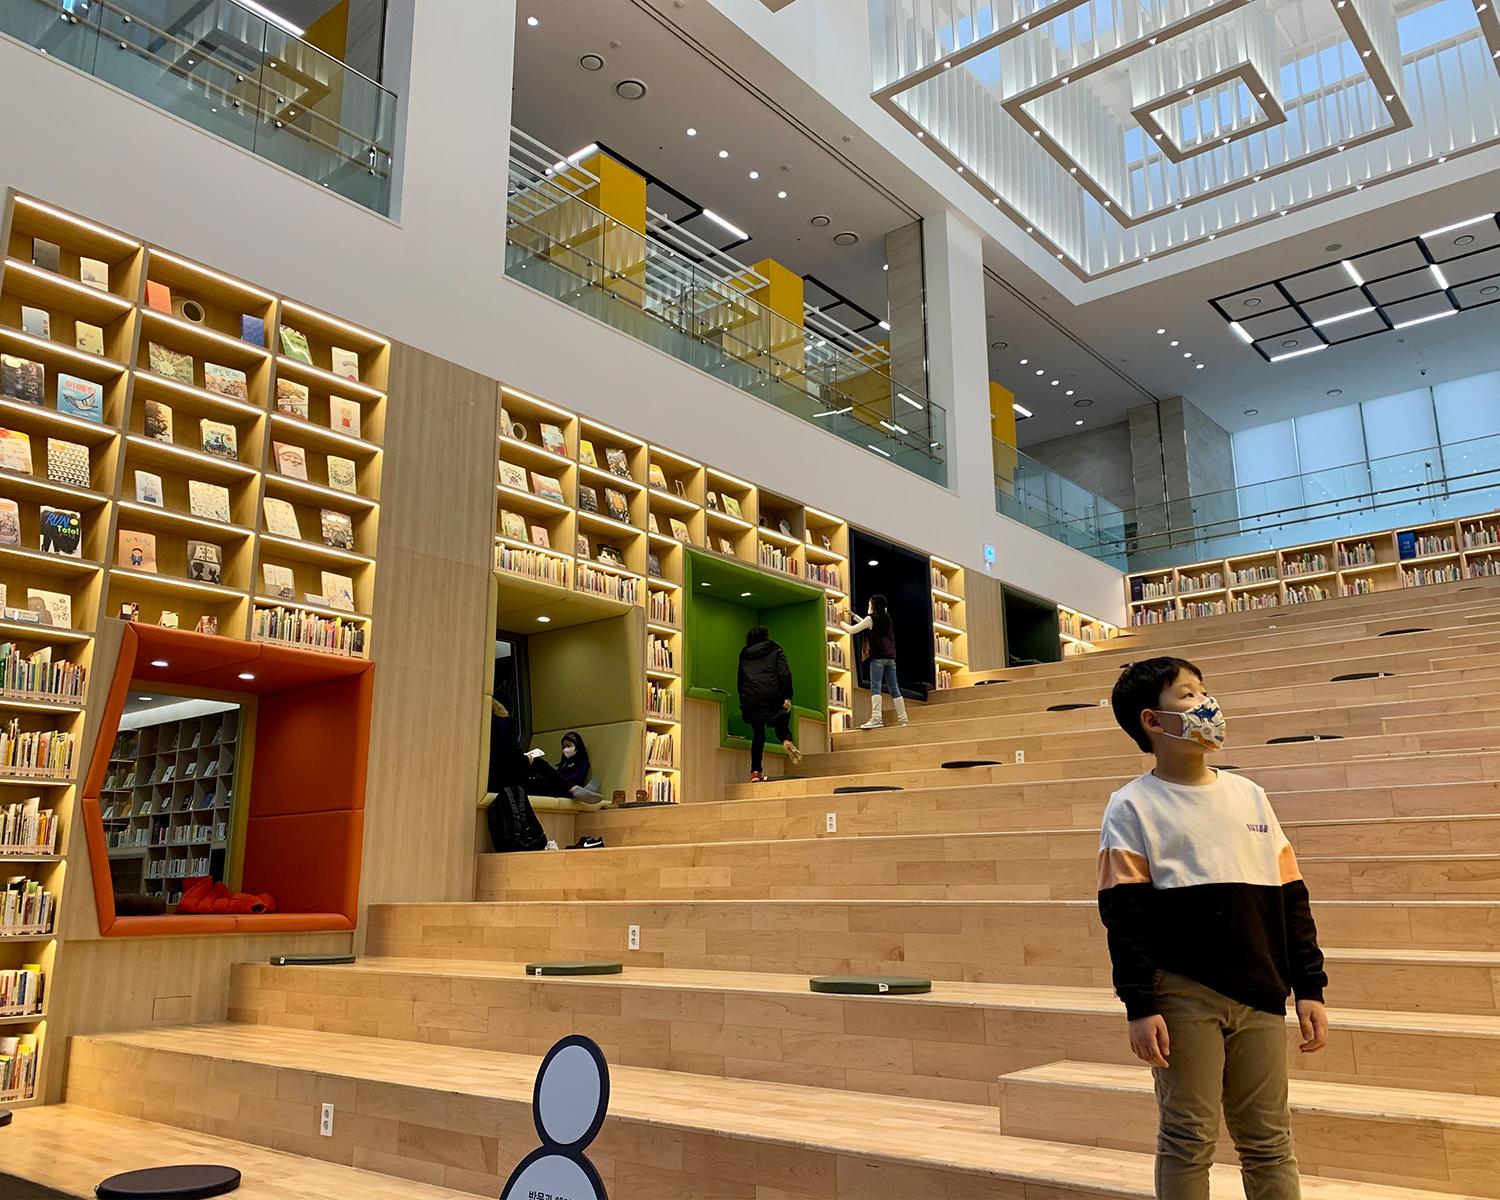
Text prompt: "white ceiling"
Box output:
[[508, 0, 1500, 455]]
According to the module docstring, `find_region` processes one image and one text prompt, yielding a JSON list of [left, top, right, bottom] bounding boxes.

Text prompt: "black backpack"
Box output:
[[486, 784, 547, 852]]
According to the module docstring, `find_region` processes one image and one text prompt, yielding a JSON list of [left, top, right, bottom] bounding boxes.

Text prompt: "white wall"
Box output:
[[0, 1, 1124, 621]]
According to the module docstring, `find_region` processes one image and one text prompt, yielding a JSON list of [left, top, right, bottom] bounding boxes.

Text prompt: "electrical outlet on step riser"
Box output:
[[628, 924, 641, 951], [319, 1103, 335, 1137]]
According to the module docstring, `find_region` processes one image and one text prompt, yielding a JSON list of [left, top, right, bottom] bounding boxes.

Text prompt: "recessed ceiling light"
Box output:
[[1074, 419, 1085, 426], [777, 191, 787, 199], [1065, 389, 1074, 396], [1195, 363, 1205, 370], [1035, 368, 1044, 375], [1455, 234, 1476, 246], [136, 696, 152, 702], [1183, 352, 1192, 358], [748, 171, 759, 179], [1327, 388, 1343, 397], [1050, 379, 1060, 386], [1245, 408, 1260, 416], [1243, 297, 1262, 308], [1281, 339, 1299, 349], [1025, 226, 1033, 233], [1156, 329, 1165, 335], [868, 559, 879, 567], [1073, 398, 1093, 407], [686, 127, 697, 136], [237, 672, 255, 681], [526, 15, 539, 25], [1019, 358, 1029, 364], [740, 591, 753, 598], [150, 659, 169, 668], [1483, 285, 1500, 296], [701, 582, 710, 587], [1170, 340, 1180, 347], [718, 149, 729, 159], [810, 215, 830, 227]]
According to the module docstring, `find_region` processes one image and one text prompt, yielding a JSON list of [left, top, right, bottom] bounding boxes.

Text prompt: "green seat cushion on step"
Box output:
[[809, 975, 932, 995], [526, 961, 625, 976]]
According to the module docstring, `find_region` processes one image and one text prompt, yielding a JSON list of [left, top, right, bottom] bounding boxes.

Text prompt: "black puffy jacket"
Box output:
[[737, 639, 793, 723]]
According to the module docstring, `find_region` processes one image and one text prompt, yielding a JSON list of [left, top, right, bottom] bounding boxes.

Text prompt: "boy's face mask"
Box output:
[[1153, 696, 1227, 750]]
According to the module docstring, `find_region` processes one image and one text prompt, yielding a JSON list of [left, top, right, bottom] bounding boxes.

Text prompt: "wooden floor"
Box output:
[[9, 580, 1500, 1197]]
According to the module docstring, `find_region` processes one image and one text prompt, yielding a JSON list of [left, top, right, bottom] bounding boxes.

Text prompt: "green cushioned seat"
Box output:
[[809, 975, 931, 995], [526, 961, 624, 976]]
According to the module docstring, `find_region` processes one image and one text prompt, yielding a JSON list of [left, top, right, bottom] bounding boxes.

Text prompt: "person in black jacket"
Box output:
[[737, 625, 804, 782]]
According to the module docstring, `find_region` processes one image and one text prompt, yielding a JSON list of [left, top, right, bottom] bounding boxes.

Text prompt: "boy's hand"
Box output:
[[1128, 1015, 1171, 1068], [1296, 999, 1328, 1053]]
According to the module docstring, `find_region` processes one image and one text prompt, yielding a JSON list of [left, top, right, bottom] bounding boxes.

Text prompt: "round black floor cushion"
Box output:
[[96, 1164, 241, 1199]]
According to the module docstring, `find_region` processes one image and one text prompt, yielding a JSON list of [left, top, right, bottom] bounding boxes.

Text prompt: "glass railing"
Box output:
[[997, 431, 1500, 573], [3, 0, 397, 214], [506, 145, 948, 485]]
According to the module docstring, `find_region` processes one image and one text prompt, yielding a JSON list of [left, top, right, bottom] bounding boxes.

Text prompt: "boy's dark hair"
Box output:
[[1111, 657, 1204, 752], [745, 624, 770, 647]]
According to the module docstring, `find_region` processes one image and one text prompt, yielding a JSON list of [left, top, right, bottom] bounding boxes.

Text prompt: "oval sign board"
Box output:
[[499, 1035, 610, 1200]]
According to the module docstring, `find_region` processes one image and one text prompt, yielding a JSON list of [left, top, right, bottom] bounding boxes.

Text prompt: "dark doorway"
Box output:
[[1003, 584, 1062, 666], [849, 527, 934, 697]]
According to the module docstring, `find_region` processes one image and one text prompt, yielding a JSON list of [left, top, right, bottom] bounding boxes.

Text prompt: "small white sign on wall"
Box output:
[[499, 1035, 611, 1200]]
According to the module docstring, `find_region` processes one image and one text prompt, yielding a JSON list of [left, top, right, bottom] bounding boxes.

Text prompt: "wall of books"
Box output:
[[491, 386, 946, 792], [0, 191, 388, 1104], [1124, 514, 1500, 625], [1058, 605, 1117, 655], [930, 557, 967, 690]]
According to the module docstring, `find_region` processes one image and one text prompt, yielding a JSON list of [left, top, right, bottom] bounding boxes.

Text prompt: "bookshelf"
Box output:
[[1125, 511, 1500, 623], [1058, 605, 1116, 655], [805, 508, 852, 732], [100, 704, 239, 906], [929, 556, 968, 689]]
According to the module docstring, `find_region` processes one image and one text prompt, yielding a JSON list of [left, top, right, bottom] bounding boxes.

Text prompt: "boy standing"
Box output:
[[1098, 658, 1329, 1200]]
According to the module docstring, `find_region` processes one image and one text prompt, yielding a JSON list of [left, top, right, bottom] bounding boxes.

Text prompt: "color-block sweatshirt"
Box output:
[[1097, 769, 1327, 1019]]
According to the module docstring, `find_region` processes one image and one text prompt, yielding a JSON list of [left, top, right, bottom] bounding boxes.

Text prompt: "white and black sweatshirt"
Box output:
[[1097, 769, 1327, 1019]]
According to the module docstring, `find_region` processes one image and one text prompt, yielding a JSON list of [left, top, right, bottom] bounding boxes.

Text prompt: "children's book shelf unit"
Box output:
[[929, 557, 967, 690], [1124, 514, 1500, 625], [1057, 605, 1117, 654], [494, 386, 972, 779], [0, 191, 389, 1104]]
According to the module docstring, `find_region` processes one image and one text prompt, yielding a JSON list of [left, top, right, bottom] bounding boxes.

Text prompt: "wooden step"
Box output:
[[576, 779, 1500, 847], [476, 831, 1500, 903], [226, 958, 1500, 1105], [365, 899, 1500, 1001], [998, 1060, 1500, 1197], [0, 1105, 477, 1200], [62, 1024, 1493, 1200]]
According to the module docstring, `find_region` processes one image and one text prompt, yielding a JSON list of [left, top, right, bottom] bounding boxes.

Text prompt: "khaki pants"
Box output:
[[1152, 971, 1301, 1200]]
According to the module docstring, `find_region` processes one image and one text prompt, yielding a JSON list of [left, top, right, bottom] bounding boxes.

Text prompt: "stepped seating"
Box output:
[[7, 580, 1500, 1197]]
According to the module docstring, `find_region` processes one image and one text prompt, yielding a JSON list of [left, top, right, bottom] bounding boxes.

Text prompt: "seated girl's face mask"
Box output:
[[1154, 697, 1226, 750], [562, 746, 577, 759]]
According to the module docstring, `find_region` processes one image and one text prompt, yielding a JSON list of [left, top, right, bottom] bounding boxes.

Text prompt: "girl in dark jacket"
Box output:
[[737, 625, 803, 782], [525, 730, 600, 801], [842, 593, 907, 729]]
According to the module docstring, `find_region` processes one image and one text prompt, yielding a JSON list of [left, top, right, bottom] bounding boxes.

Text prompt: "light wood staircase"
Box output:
[[10, 578, 1500, 1197]]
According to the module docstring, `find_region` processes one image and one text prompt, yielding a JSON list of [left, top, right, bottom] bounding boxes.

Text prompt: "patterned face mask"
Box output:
[[1154, 696, 1226, 750]]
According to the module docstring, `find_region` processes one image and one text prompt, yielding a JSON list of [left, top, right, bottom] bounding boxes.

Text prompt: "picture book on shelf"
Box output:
[[321, 571, 355, 611], [330, 347, 360, 381], [578, 484, 599, 513], [158, 610, 177, 628], [79, 257, 109, 292], [275, 379, 309, 419], [778, 518, 793, 536], [188, 480, 231, 523], [0, 500, 19, 547], [530, 525, 550, 549], [279, 326, 313, 365], [20, 306, 49, 339], [199, 419, 238, 461], [540, 423, 566, 455], [648, 513, 660, 534], [56, 374, 103, 422], [578, 440, 598, 468], [145, 280, 172, 313], [0, 429, 32, 475], [531, 472, 565, 504], [596, 544, 623, 566], [272, 442, 307, 479], [501, 510, 527, 542], [576, 533, 591, 559], [134, 469, 163, 506], [648, 464, 668, 490], [705, 491, 719, 511], [74, 322, 104, 356], [186, 540, 222, 584], [262, 563, 295, 599], [499, 462, 528, 492], [648, 552, 662, 578], [116, 529, 157, 572], [605, 488, 629, 523], [263, 497, 302, 538], [722, 495, 743, 520], [329, 396, 361, 438], [118, 601, 138, 622], [718, 536, 734, 555], [674, 478, 688, 499], [196, 615, 218, 635], [143, 399, 173, 442], [46, 439, 89, 489], [669, 517, 690, 542], [27, 589, 71, 628], [148, 342, 194, 386], [204, 363, 248, 400], [31, 238, 60, 273], [39, 507, 81, 557], [605, 447, 630, 477], [240, 314, 266, 347], [1, 355, 43, 407]]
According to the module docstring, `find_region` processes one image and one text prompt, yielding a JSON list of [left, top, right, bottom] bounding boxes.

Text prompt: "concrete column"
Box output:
[[884, 221, 927, 399], [1128, 397, 1237, 550], [921, 210, 991, 498]]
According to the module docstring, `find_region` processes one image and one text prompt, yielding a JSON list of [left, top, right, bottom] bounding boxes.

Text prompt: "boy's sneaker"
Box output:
[[749, 770, 764, 783]]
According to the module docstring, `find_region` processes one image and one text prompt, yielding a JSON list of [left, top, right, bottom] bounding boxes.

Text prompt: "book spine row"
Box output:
[[647, 590, 678, 625], [1407, 533, 1456, 557], [930, 568, 950, 592], [1131, 606, 1174, 626], [0, 1033, 39, 1102], [806, 563, 841, 588], [1404, 565, 1462, 587], [1470, 556, 1500, 578], [1232, 566, 1278, 584], [1180, 601, 1226, 619], [1232, 594, 1279, 612], [935, 667, 954, 690], [1342, 577, 1379, 596], [2, 877, 53, 933], [0, 646, 85, 702], [645, 730, 675, 768], [934, 634, 956, 658], [0, 964, 43, 1015], [494, 544, 569, 586], [1338, 543, 1377, 567], [825, 597, 840, 625], [0, 798, 57, 854], [576, 566, 639, 604], [933, 600, 955, 624], [647, 636, 675, 673], [0, 721, 73, 776], [1283, 555, 1330, 575], [1060, 613, 1078, 638], [830, 684, 849, 706], [1286, 584, 1331, 604], [145, 853, 212, 881], [758, 542, 798, 574], [253, 607, 367, 656], [1178, 573, 1223, 593], [828, 642, 846, 669], [645, 772, 676, 805], [1463, 525, 1500, 549], [1137, 578, 1173, 599], [830, 710, 852, 733]]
